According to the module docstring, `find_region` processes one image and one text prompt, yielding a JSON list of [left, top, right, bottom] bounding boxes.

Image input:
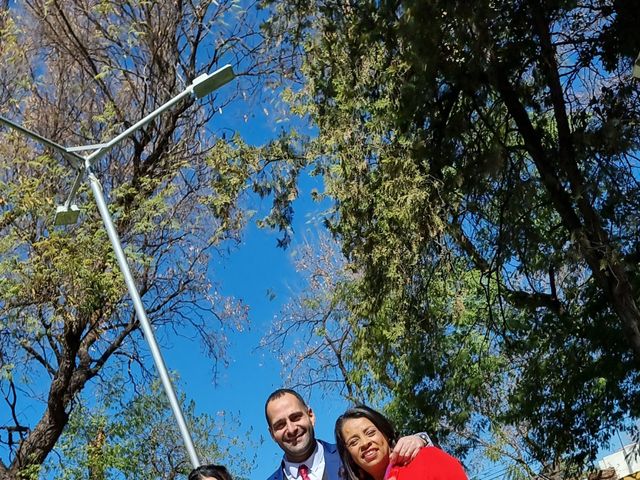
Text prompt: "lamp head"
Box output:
[[54, 204, 80, 226], [192, 64, 235, 99]]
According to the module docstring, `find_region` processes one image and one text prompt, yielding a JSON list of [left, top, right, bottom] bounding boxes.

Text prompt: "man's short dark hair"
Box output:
[[264, 388, 308, 426]]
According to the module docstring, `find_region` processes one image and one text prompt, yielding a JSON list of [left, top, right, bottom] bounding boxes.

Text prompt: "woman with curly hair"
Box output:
[[335, 405, 467, 480]]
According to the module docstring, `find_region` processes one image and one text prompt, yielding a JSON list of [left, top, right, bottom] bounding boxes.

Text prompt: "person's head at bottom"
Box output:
[[188, 464, 233, 480], [334, 405, 397, 480]]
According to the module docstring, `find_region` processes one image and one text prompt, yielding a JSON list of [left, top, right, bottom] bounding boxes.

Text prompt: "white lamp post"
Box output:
[[0, 63, 235, 469]]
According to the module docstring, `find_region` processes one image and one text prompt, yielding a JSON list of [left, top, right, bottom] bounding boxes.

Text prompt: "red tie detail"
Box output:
[[299, 464, 311, 480]]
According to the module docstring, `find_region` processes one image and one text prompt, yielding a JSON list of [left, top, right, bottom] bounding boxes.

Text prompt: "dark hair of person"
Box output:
[[264, 388, 308, 426], [334, 405, 398, 480], [188, 464, 233, 480]]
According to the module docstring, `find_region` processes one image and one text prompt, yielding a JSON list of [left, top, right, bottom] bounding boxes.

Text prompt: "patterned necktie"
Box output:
[[299, 464, 311, 480]]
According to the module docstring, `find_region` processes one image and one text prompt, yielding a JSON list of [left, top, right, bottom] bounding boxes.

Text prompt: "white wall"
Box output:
[[598, 443, 640, 478]]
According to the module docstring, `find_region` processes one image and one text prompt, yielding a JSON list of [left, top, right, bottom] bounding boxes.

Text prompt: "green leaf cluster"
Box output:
[[43, 378, 254, 480]]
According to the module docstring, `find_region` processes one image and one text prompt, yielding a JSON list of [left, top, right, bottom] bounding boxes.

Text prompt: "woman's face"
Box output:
[[340, 417, 391, 479]]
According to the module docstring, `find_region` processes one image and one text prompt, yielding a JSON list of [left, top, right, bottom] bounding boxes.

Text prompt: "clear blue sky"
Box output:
[[165, 217, 349, 478], [161, 89, 349, 479]]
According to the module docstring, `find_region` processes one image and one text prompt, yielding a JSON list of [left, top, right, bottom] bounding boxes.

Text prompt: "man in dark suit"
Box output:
[[264, 389, 431, 480]]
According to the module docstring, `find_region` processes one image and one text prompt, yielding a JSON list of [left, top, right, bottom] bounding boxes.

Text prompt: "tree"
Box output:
[[260, 0, 640, 470], [41, 378, 254, 480], [0, 1, 259, 477], [262, 232, 361, 401]]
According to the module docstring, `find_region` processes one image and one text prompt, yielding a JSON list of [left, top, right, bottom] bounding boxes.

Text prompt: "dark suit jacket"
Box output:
[[266, 439, 343, 480]]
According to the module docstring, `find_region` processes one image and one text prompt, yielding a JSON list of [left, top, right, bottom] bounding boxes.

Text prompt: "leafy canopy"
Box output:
[[261, 0, 640, 471]]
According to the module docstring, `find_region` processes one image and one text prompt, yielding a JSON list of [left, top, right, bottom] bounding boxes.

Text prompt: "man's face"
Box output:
[[266, 393, 317, 462]]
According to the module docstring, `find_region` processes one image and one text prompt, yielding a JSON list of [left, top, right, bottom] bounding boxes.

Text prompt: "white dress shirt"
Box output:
[[283, 441, 326, 480]]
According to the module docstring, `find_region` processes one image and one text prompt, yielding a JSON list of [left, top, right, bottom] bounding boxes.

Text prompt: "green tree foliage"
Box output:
[[266, 233, 541, 478], [0, 1, 259, 477], [41, 378, 254, 480], [261, 0, 640, 471]]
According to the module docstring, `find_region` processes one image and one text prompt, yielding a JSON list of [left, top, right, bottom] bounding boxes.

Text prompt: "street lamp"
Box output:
[[0, 63, 235, 469]]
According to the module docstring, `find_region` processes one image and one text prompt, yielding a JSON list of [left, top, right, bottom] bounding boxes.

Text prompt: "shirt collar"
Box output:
[[283, 441, 325, 479]]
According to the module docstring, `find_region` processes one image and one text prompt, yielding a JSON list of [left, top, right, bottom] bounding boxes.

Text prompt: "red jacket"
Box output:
[[385, 447, 468, 480]]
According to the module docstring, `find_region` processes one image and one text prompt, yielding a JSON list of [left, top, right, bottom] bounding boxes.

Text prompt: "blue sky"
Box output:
[[164, 216, 348, 478], [160, 90, 349, 479], [0, 17, 345, 473]]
